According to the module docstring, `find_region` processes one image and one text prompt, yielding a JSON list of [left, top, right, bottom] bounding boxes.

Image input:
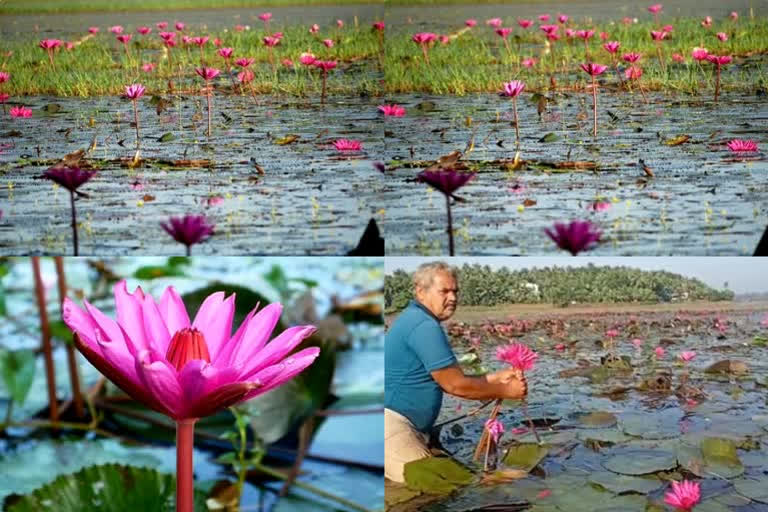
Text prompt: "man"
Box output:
[[385, 261, 528, 483]]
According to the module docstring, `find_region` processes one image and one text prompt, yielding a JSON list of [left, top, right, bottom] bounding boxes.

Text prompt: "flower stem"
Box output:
[[714, 64, 721, 102], [321, 69, 327, 104], [206, 86, 212, 137], [32, 256, 59, 423], [132, 99, 140, 150], [422, 44, 429, 66], [446, 194, 454, 256], [69, 190, 79, 256], [592, 76, 598, 137], [176, 419, 197, 512], [512, 97, 520, 146], [522, 400, 541, 443]]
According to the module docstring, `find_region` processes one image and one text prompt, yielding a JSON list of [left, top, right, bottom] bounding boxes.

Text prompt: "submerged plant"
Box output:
[[580, 62, 607, 136], [62, 281, 320, 512], [417, 169, 476, 256], [161, 214, 215, 256], [43, 166, 97, 256]]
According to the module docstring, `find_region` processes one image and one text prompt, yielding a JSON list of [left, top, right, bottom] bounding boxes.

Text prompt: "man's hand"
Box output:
[[487, 367, 523, 384], [499, 375, 528, 400]]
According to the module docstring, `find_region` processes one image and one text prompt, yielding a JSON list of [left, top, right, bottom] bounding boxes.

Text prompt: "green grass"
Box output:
[[384, 17, 768, 95], [0, 0, 384, 14]]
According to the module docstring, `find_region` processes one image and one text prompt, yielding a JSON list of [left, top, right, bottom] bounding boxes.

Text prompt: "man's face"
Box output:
[[416, 271, 459, 321]]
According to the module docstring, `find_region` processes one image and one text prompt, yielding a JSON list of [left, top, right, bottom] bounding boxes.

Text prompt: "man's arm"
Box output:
[[431, 364, 527, 400]]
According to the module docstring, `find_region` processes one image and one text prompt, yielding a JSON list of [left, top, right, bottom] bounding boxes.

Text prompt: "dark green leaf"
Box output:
[[403, 457, 474, 495], [0, 349, 36, 405], [49, 319, 73, 345], [158, 132, 176, 143], [539, 133, 560, 143]]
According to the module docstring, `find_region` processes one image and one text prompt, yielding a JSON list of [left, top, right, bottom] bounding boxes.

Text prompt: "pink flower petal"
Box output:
[[242, 347, 321, 399], [114, 280, 150, 352], [62, 297, 103, 354], [135, 350, 183, 418], [141, 295, 171, 355], [224, 303, 283, 367], [238, 326, 316, 379], [159, 286, 191, 335], [178, 360, 240, 401], [192, 292, 235, 359]]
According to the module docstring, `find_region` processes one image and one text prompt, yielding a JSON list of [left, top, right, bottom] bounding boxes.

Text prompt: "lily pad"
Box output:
[[580, 412, 617, 427], [5, 463, 206, 512], [403, 457, 474, 495], [602, 449, 677, 475], [502, 443, 549, 472], [618, 410, 682, 439], [576, 428, 632, 445], [588, 471, 663, 494], [733, 476, 768, 503], [677, 437, 744, 479]]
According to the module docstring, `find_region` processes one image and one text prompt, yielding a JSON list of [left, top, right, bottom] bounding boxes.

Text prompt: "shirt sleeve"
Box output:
[[407, 319, 457, 372]]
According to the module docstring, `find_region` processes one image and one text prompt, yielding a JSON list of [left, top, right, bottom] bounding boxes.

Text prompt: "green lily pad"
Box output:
[[403, 457, 474, 495], [588, 471, 663, 494], [385, 481, 421, 507], [502, 443, 549, 472], [576, 428, 632, 444], [618, 411, 682, 439], [580, 412, 617, 427], [157, 132, 176, 143], [5, 463, 206, 512], [602, 449, 677, 475], [539, 132, 559, 143], [677, 437, 744, 479], [733, 476, 768, 503]]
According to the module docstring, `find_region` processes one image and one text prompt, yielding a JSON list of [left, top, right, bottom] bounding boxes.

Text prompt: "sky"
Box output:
[[385, 258, 768, 294]]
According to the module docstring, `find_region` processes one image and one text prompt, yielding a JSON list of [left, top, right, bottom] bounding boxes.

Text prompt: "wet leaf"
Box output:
[[733, 476, 768, 503], [523, 199, 537, 207], [663, 134, 691, 146], [0, 349, 36, 405], [588, 471, 663, 494], [43, 103, 61, 114], [580, 412, 617, 428], [5, 463, 206, 512], [274, 134, 300, 145], [403, 457, 474, 495], [618, 410, 682, 439], [602, 449, 677, 475], [701, 437, 744, 478], [705, 360, 749, 375], [502, 443, 549, 471], [415, 101, 436, 111], [385, 481, 421, 507], [157, 132, 176, 143], [539, 133, 559, 143]]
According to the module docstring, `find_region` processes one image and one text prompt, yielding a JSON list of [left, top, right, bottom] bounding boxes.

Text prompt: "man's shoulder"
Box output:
[[391, 303, 440, 331]]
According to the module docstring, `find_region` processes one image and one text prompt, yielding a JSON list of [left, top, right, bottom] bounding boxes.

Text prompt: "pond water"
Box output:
[[381, 91, 768, 255], [411, 306, 768, 511]]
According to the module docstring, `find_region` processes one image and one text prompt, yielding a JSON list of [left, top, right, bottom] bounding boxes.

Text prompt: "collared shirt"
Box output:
[[385, 299, 457, 432]]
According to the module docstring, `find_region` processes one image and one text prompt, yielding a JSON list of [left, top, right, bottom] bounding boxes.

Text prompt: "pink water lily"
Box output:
[[333, 138, 362, 151], [485, 418, 504, 443], [501, 80, 525, 145], [692, 47, 709, 61], [465, 19, 477, 27], [63, 281, 319, 512], [655, 346, 666, 358], [580, 63, 607, 136], [518, 19, 533, 29], [496, 342, 538, 371], [679, 351, 696, 362], [726, 139, 758, 153], [545, 220, 601, 255], [664, 480, 700, 511], [378, 104, 406, 117]]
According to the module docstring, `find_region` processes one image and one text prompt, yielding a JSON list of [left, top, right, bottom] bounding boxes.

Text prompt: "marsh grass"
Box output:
[[1, 25, 382, 97], [384, 17, 768, 95]]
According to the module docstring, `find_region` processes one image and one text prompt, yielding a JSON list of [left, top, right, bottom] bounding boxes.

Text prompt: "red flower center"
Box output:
[[165, 327, 211, 371]]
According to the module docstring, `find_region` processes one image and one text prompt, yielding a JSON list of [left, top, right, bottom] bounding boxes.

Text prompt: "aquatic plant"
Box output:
[[500, 80, 525, 146], [333, 138, 362, 151], [313, 59, 337, 104], [707, 54, 732, 102], [378, 104, 405, 117], [43, 166, 97, 256], [579, 62, 607, 136], [62, 281, 319, 512], [195, 66, 220, 136], [726, 139, 758, 153], [664, 480, 700, 511], [545, 219, 601, 255], [9, 105, 31, 118], [417, 169, 475, 256], [648, 3, 663, 25], [161, 214, 214, 256], [412, 32, 437, 65], [123, 83, 145, 150], [38, 39, 61, 71]]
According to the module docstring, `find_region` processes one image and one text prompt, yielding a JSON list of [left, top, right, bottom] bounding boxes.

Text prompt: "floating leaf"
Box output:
[[733, 476, 768, 503], [43, 103, 61, 114], [6, 463, 206, 512], [618, 410, 682, 439], [664, 134, 691, 146], [580, 412, 617, 428], [588, 471, 663, 494], [157, 132, 176, 143], [602, 449, 677, 475], [0, 349, 36, 405], [701, 437, 744, 478], [502, 443, 549, 471], [415, 101, 436, 111], [705, 360, 749, 375], [403, 457, 474, 495], [385, 481, 421, 507], [274, 134, 300, 145], [539, 133, 560, 143]]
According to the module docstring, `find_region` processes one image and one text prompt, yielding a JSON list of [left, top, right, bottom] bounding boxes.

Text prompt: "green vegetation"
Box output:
[[383, 17, 768, 94], [0, 25, 382, 97], [0, 0, 383, 15], [384, 263, 734, 311]]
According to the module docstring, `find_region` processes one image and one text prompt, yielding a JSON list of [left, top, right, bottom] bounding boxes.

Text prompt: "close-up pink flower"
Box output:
[[496, 342, 538, 371], [333, 138, 362, 151], [378, 104, 406, 117], [664, 480, 701, 511], [727, 139, 759, 153]]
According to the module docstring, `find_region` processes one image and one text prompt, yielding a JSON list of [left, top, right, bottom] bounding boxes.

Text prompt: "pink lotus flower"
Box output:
[[558, 14, 568, 24], [577, 29, 595, 40], [88, 27, 100, 34], [632, 338, 644, 348], [495, 27, 513, 39], [182, 35, 193, 45], [378, 104, 406, 117], [587, 201, 611, 212], [0, 72, 9, 83], [337, 19, 344, 28], [655, 346, 665, 358], [538, 14, 550, 22], [727, 139, 759, 153], [664, 480, 701, 511], [522, 57, 537, 68], [605, 329, 619, 338], [518, 19, 533, 29], [109, 25, 124, 34], [716, 32, 728, 42], [603, 41, 620, 53], [322, 38, 334, 48], [692, 47, 709, 60], [39, 38, 62, 50], [555, 343, 566, 351], [672, 53, 685, 63], [43, 166, 96, 192], [0, 93, 9, 103], [485, 418, 504, 443], [501, 80, 525, 97], [159, 31, 176, 42], [63, 280, 319, 511], [123, 83, 145, 100], [496, 342, 538, 371], [195, 67, 220, 81], [486, 18, 503, 28], [237, 70, 254, 83], [701, 16, 712, 28], [580, 62, 607, 76], [217, 47, 233, 59], [235, 57, 255, 68], [259, 12, 272, 22], [511, 426, 529, 435], [465, 19, 477, 27], [438, 35, 450, 44], [417, 169, 475, 198], [679, 351, 696, 362], [651, 30, 668, 41], [730, 11, 738, 21], [161, 214, 214, 253], [282, 58, 293, 67], [760, 314, 768, 328], [623, 52, 641, 63], [314, 60, 337, 71], [333, 139, 362, 151], [309, 23, 320, 34], [157, 22, 168, 30], [648, 4, 662, 14], [707, 54, 732, 66], [545, 220, 601, 255], [263, 36, 280, 47], [116, 34, 132, 44], [625, 66, 643, 80], [175, 21, 185, 31], [372, 21, 385, 31], [192, 36, 209, 47], [540, 24, 558, 36], [206, 195, 224, 207], [412, 32, 437, 44], [663, 24, 674, 33], [137, 26, 152, 35], [299, 52, 316, 66], [9, 106, 32, 118]]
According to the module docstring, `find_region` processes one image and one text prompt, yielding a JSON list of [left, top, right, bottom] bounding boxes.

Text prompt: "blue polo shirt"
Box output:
[[385, 300, 457, 433]]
